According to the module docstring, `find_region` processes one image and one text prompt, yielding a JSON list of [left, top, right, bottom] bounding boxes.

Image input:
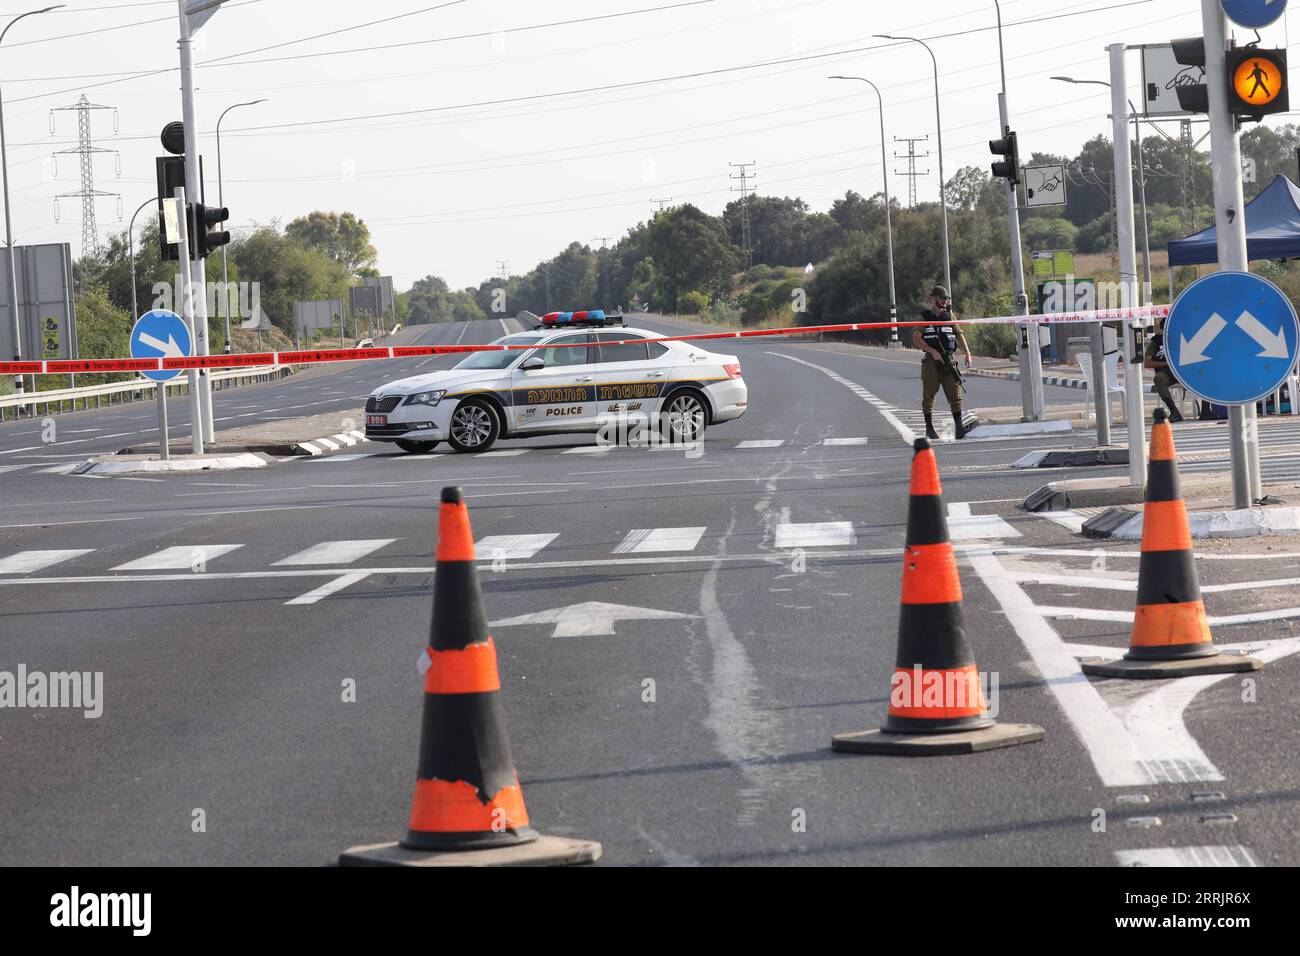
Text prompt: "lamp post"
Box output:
[[216, 97, 267, 354], [874, 32, 951, 296], [1051, 75, 1153, 301], [128, 195, 171, 460], [1, 4, 63, 413], [828, 75, 898, 345], [127, 197, 154, 322]]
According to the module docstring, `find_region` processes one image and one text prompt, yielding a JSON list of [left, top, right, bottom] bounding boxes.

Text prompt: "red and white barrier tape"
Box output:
[[0, 304, 1168, 376]]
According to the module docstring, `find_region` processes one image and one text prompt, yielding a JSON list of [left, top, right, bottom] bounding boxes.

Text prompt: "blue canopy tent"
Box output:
[[1167, 174, 1300, 265]]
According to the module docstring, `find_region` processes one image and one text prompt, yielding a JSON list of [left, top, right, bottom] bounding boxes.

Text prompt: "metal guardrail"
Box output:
[[0, 365, 291, 421]]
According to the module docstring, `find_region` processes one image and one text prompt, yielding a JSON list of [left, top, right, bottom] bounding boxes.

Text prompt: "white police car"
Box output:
[[364, 325, 748, 453]]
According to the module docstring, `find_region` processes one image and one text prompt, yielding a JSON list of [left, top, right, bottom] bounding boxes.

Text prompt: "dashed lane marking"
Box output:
[[613, 527, 707, 554], [1115, 845, 1258, 867], [735, 440, 784, 449], [285, 572, 371, 606], [774, 521, 855, 549], [770, 352, 915, 445], [110, 544, 243, 571], [0, 549, 93, 574], [272, 539, 397, 566], [475, 533, 559, 559]]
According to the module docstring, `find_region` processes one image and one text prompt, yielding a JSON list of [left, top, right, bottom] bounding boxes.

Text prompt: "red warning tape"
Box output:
[[0, 304, 1168, 376]]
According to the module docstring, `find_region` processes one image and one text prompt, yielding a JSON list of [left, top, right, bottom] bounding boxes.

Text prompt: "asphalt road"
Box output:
[[2, 314, 1298, 867]]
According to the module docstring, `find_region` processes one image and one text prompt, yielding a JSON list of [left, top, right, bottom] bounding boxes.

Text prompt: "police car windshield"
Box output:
[[452, 333, 545, 370]]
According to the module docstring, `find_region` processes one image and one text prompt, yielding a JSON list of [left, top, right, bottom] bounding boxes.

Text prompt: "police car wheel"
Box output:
[[661, 391, 707, 443], [394, 439, 439, 454], [447, 399, 500, 452]]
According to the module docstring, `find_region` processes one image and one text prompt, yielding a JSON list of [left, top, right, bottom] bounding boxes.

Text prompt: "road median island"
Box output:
[[73, 452, 272, 476], [116, 408, 367, 458]]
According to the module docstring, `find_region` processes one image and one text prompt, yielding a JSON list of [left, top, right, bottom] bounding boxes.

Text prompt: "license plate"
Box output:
[[367, 415, 387, 426]]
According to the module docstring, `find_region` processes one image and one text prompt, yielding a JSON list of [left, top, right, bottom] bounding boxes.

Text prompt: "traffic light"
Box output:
[[189, 203, 230, 259], [989, 129, 1020, 185], [1226, 47, 1288, 120], [1172, 37, 1209, 114]]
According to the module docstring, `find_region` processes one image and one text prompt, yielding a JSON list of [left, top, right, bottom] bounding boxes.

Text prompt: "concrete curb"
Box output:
[[73, 453, 271, 476], [1085, 506, 1300, 540], [967, 366, 1156, 393], [293, 430, 368, 456], [965, 419, 1072, 439]]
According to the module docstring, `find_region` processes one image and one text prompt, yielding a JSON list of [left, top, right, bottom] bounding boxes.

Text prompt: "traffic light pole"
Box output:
[[178, 4, 215, 445], [1109, 44, 1146, 487], [1201, 0, 1262, 507], [175, 188, 202, 456], [999, 95, 1043, 422]]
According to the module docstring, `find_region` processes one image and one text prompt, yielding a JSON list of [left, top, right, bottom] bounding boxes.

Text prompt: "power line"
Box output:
[[728, 161, 757, 267], [893, 135, 930, 208]]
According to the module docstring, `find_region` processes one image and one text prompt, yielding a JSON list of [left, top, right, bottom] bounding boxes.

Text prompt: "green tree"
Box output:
[[646, 204, 739, 310], [285, 211, 377, 276]]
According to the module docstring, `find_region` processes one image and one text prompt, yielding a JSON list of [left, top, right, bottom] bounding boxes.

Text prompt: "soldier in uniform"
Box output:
[[1144, 319, 1187, 422], [912, 286, 974, 440]]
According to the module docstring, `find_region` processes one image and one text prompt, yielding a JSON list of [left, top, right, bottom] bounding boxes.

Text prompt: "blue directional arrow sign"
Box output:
[[1221, 0, 1287, 30], [1166, 271, 1299, 405], [130, 309, 191, 383]]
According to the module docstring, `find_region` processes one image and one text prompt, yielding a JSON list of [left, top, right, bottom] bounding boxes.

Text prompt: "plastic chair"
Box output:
[[1077, 350, 1125, 426]]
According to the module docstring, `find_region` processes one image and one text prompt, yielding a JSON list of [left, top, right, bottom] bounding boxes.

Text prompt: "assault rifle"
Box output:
[[932, 310, 964, 386]]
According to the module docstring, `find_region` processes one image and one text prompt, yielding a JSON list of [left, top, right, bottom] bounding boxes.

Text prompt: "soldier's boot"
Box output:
[[952, 409, 968, 440], [924, 413, 940, 441]]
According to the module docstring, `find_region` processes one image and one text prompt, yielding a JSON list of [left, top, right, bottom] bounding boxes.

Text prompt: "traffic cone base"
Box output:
[[833, 723, 1044, 756], [1083, 409, 1262, 680], [833, 438, 1043, 756], [1080, 653, 1261, 680], [340, 835, 603, 868]]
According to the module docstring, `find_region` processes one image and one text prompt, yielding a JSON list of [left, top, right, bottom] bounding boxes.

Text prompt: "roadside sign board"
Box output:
[[1032, 250, 1076, 278], [1024, 164, 1066, 207], [1221, 0, 1287, 30], [1141, 43, 1206, 117], [130, 309, 191, 383], [1166, 272, 1300, 405]]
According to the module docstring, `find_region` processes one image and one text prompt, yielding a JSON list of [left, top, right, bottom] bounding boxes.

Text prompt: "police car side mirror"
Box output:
[[520, 356, 545, 371]]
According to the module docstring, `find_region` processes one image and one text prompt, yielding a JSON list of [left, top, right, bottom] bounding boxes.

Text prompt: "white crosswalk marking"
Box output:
[[735, 440, 783, 449], [0, 549, 93, 574], [613, 527, 707, 554], [306, 454, 374, 462], [111, 545, 243, 571], [272, 539, 397, 566], [561, 445, 613, 454], [475, 534, 558, 559], [946, 504, 1020, 540], [477, 449, 529, 457], [822, 437, 870, 446], [774, 522, 855, 549], [0, 463, 35, 474], [1115, 845, 1258, 867]]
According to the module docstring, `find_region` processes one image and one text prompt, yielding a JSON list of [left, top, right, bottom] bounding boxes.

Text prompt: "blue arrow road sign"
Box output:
[[130, 309, 191, 383], [1166, 272, 1299, 405], [1221, 0, 1287, 30]]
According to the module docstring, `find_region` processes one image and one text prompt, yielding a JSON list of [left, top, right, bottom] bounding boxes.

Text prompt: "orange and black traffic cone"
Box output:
[[1082, 408, 1261, 679], [339, 487, 602, 866], [833, 438, 1044, 755]]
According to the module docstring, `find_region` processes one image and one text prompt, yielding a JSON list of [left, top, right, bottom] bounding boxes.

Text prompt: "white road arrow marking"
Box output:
[[137, 331, 186, 357], [490, 600, 699, 638], [1234, 309, 1291, 358], [1178, 312, 1227, 365]]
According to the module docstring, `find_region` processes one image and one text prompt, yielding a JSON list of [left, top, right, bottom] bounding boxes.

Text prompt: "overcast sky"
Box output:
[[0, 0, 1291, 290]]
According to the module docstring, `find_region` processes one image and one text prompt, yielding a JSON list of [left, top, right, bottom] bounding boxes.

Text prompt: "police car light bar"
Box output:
[[539, 309, 624, 327]]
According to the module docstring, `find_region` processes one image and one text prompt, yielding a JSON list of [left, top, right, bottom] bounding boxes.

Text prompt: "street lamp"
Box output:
[[216, 97, 267, 353], [127, 197, 155, 323], [874, 33, 951, 296], [828, 75, 899, 346], [1, 4, 63, 412], [1051, 75, 1154, 303]]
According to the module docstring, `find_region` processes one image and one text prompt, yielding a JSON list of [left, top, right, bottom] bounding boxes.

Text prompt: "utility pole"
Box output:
[[51, 95, 119, 257], [893, 136, 930, 208], [592, 237, 612, 308], [729, 161, 757, 268]]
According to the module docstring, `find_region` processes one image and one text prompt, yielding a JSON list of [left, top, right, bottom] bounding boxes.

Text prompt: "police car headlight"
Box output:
[[406, 390, 446, 407]]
